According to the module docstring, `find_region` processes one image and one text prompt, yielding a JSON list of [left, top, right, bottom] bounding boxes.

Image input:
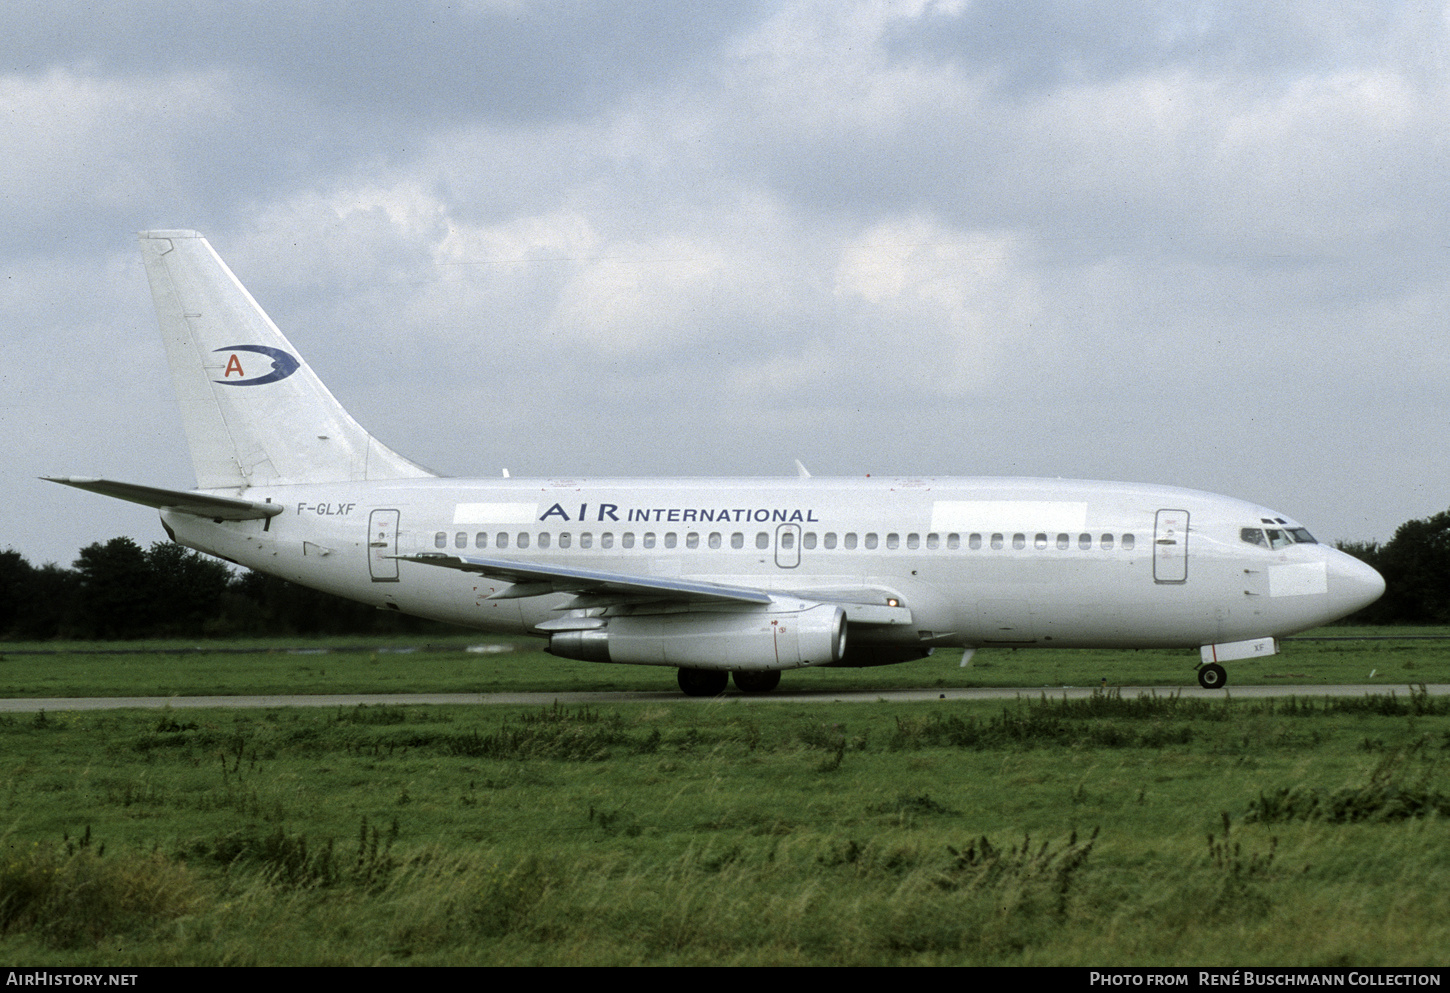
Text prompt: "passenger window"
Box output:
[[1035, 533, 1048, 549], [731, 532, 744, 549], [756, 532, 770, 550], [517, 533, 530, 549], [803, 533, 817, 550], [926, 533, 939, 549], [1100, 533, 1114, 550], [559, 533, 571, 549], [968, 533, 981, 550], [709, 532, 722, 549], [496, 532, 509, 549], [865, 533, 879, 550], [824, 533, 837, 549], [581, 533, 593, 549], [1012, 533, 1025, 550], [906, 533, 919, 550], [990, 533, 1003, 550], [780, 531, 795, 549], [947, 533, 960, 550], [886, 533, 899, 549], [685, 533, 698, 549], [1079, 533, 1092, 550], [663, 533, 677, 549], [622, 533, 635, 549], [844, 533, 858, 549], [434, 531, 447, 549], [601, 533, 613, 549], [455, 532, 467, 549], [538, 533, 551, 549], [642, 532, 656, 549], [475, 532, 487, 549], [1057, 533, 1069, 550], [1122, 534, 1135, 550]]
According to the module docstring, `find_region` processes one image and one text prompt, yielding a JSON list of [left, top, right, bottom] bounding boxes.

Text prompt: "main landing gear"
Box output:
[[1196, 662, 1227, 690], [677, 668, 727, 696], [732, 670, 781, 694], [675, 668, 782, 697]]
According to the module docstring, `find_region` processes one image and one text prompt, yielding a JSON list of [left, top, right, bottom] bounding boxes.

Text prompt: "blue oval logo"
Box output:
[[212, 345, 301, 386]]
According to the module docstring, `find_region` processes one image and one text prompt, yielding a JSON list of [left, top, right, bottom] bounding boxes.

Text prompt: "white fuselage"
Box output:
[[161, 474, 1383, 655]]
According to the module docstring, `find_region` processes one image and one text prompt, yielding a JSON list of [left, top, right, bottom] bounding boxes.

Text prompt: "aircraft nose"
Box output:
[[1325, 548, 1385, 617]]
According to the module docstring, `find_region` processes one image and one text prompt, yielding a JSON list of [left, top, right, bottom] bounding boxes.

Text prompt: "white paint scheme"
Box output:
[[48, 232, 1386, 693]]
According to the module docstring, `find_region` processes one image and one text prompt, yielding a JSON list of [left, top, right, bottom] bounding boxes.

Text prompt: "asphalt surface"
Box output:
[[0, 683, 1445, 712]]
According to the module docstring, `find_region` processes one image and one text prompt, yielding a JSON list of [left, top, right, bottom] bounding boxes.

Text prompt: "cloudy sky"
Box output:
[[4, 0, 1447, 567]]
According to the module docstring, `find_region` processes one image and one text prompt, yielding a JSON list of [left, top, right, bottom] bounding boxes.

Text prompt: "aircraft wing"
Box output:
[[43, 477, 283, 521], [397, 553, 773, 604], [396, 553, 913, 625]]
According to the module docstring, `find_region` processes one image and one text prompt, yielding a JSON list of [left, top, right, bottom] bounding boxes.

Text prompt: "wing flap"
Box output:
[[396, 554, 915, 624], [396, 553, 774, 605]]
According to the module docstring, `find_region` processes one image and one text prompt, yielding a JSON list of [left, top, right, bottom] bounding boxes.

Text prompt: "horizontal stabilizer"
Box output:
[[43, 477, 283, 521]]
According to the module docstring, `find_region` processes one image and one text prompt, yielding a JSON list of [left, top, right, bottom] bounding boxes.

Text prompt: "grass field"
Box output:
[[1, 631, 1448, 965], [1, 626, 1448, 698]]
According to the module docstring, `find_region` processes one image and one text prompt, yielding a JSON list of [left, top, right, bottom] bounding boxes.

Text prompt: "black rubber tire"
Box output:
[[677, 668, 728, 697], [732, 670, 782, 694], [1197, 662, 1227, 690]]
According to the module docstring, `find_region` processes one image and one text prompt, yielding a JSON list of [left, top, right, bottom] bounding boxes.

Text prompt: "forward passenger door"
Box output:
[[1153, 509, 1188, 584]]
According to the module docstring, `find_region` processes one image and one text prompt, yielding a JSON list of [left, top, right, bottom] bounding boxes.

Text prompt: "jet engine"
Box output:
[[547, 602, 846, 671]]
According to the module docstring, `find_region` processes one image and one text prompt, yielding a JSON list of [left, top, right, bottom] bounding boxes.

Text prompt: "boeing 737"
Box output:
[[48, 231, 1385, 694]]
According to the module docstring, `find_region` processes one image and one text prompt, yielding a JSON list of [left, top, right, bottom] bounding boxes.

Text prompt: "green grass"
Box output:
[[1, 627, 1448, 698], [2, 691, 1450, 964], [0, 631, 1447, 964]]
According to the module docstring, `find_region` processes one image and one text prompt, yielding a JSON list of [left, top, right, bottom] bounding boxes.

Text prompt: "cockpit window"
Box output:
[[1243, 526, 1316, 548]]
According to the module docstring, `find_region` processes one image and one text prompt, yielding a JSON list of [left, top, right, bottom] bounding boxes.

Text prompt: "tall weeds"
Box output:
[[0, 837, 197, 948]]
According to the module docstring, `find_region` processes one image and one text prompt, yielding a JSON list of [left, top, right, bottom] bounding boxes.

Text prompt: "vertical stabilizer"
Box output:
[[139, 230, 433, 489]]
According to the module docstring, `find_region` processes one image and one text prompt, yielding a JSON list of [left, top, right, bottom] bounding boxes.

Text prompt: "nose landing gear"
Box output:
[[1196, 662, 1227, 689]]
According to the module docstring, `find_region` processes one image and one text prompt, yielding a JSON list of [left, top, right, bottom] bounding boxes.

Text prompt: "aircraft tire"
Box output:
[[732, 670, 781, 694], [677, 668, 728, 697], [1197, 663, 1227, 690]]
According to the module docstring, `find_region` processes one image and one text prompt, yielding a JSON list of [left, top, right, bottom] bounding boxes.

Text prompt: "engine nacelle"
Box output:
[[547, 603, 847, 671]]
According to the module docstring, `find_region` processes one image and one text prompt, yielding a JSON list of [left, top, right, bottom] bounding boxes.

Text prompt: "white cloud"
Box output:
[[834, 217, 1042, 395], [0, 68, 233, 225], [6, 0, 1450, 565]]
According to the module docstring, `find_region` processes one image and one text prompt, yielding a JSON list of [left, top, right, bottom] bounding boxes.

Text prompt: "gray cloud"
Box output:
[[3, 0, 1444, 568]]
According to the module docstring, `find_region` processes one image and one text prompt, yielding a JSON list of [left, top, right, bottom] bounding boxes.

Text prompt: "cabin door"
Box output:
[[368, 509, 401, 582], [1153, 509, 1189, 584]]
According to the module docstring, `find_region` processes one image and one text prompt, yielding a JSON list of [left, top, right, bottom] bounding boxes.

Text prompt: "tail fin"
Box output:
[[139, 230, 434, 489]]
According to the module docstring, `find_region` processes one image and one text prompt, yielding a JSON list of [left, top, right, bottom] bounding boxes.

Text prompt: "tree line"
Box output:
[[0, 508, 1444, 640], [0, 538, 463, 640], [1333, 508, 1450, 625]]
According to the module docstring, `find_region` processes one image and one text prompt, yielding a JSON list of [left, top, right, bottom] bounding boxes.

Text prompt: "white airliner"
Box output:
[[48, 231, 1385, 695]]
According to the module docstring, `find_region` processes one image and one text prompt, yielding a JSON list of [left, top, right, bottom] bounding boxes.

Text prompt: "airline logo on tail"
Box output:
[[212, 345, 301, 386]]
